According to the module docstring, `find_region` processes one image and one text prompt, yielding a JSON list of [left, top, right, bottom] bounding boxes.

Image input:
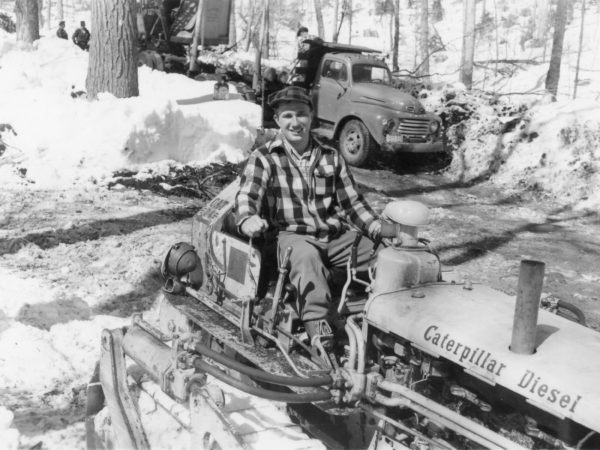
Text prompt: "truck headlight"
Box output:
[[429, 121, 440, 133], [383, 119, 397, 135]]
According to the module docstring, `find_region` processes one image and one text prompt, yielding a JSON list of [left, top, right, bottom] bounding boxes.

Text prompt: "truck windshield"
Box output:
[[351, 64, 391, 85]]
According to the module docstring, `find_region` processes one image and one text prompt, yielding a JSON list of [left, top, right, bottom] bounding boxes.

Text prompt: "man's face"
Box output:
[[274, 101, 312, 146]]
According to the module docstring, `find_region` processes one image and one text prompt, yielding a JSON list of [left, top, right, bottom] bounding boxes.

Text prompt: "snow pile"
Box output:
[[0, 30, 261, 189], [0, 262, 129, 393], [493, 99, 600, 209], [0, 317, 127, 392], [0, 407, 18, 450], [422, 84, 600, 209], [0, 264, 129, 449], [423, 84, 532, 181]]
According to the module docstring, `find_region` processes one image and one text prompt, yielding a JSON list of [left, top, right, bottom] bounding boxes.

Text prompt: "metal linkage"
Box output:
[[375, 380, 527, 450], [268, 246, 292, 334], [99, 329, 150, 450]]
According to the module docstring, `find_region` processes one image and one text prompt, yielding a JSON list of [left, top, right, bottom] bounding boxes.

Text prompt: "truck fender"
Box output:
[[335, 114, 384, 146]]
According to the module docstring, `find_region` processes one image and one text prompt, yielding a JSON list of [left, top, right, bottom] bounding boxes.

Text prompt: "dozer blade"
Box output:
[[99, 328, 150, 450]]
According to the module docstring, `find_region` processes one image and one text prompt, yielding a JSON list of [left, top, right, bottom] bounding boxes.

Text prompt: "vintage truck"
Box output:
[[290, 40, 445, 166]]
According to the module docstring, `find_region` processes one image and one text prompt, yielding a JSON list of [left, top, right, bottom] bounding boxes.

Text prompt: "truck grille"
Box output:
[[397, 118, 429, 136]]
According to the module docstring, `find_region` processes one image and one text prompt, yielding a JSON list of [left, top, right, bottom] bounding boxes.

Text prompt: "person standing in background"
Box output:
[[296, 26, 310, 57], [56, 21, 68, 40], [72, 21, 91, 51]]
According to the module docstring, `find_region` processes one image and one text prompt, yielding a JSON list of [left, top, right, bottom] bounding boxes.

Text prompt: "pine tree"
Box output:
[[545, 0, 567, 98], [417, 0, 430, 84], [393, 0, 399, 72], [86, 0, 139, 99], [459, 0, 476, 89], [15, 0, 39, 43], [314, 0, 325, 38], [229, 0, 236, 47]]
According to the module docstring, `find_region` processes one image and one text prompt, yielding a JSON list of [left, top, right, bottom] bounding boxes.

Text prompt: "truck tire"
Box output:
[[339, 120, 376, 167]]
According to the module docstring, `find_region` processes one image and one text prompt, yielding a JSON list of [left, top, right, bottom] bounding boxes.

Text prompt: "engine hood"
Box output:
[[365, 283, 600, 433], [350, 84, 426, 114]]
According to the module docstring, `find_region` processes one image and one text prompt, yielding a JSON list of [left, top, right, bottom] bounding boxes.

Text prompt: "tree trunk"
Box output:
[[314, 0, 324, 38], [418, 0, 429, 83], [347, 0, 352, 43], [189, 0, 204, 73], [493, 0, 499, 76], [37, 0, 42, 29], [263, 2, 269, 58], [334, 0, 346, 43], [228, 0, 236, 47], [45, 0, 50, 30], [15, 0, 39, 43], [200, 0, 206, 48], [573, 0, 586, 99], [460, 0, 476, 89], [244, 0, 258, 51], [392, 0, 399, 71], [431, 0, 443, 22], [566, 1, 575, 24], [57, 0, 63, 21], [86, 0, 139, 99], [332, 0, 339, 42], [534, 0, 550, 43], [545, 0, 567, 98], [252, 0, 268, 91]]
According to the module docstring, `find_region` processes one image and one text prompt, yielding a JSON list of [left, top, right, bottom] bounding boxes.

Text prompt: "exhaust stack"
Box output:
[[510, 260, 545, 355]]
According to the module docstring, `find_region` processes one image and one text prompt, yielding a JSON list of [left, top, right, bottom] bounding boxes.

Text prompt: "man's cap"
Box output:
[[59, 20, 65, 25], [268, 86, 312, 109], [80, 21, 86, 26], [297, 26, 309, 37]]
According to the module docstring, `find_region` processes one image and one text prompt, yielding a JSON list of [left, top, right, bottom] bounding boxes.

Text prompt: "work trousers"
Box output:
[[277, 229, 375, 321]]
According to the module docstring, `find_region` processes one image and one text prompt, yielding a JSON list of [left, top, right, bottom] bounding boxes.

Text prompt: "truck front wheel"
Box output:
[[338, 120, 376, 166]]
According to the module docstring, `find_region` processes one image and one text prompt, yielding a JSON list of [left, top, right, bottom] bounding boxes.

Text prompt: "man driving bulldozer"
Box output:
[[235, 86, 383, 345]]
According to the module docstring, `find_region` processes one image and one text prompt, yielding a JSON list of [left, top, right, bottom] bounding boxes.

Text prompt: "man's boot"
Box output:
[[304, 319, 333, 350]]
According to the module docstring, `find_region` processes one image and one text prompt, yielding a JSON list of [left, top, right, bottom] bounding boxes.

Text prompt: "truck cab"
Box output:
[[290, 40, 445, 166]]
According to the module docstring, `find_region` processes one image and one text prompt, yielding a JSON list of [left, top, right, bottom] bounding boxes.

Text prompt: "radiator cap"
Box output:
[[383, 200, 429, 226]]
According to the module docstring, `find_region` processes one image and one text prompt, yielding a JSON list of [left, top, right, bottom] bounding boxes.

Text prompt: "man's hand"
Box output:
[[368, 220, 397, 241], [240, 215, 269, 237], [367, 220, 382, 241]]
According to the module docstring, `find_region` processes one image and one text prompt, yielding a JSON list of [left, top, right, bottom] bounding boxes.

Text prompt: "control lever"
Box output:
[[267, 246, 292, 334]]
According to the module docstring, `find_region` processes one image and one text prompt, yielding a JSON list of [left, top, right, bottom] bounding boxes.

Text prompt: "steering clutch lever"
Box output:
[[350, 231, 363, 270]]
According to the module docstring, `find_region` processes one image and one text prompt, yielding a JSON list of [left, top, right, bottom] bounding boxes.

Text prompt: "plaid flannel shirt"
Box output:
[[235, 135, 378, 241]]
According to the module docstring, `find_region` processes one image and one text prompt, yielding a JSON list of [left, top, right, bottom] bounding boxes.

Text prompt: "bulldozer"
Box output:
[[86, 178, 600, 449], [136, 0, 233, 74]]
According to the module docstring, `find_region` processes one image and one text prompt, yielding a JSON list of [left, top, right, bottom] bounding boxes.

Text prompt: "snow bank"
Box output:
[[0, 407, 19, 450], [0, 316, 127, 392], [0, 268, 57, 318], [491, 99, 600, 208], [0, 32, 261, 189], [427, 85, 600, 209]]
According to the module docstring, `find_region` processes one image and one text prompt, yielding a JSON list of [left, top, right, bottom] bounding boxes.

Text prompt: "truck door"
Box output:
[[312, 58, 348, 125]]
